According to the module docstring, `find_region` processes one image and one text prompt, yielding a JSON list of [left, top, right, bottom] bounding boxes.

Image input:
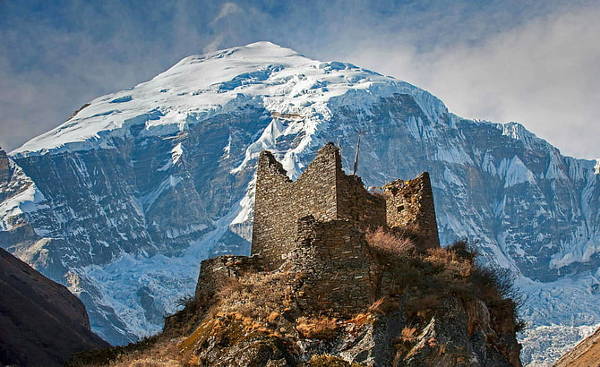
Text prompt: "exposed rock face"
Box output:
[[0, 43, 597, 365], [554, 327, 600, 367], [0, 247, 108, 367]]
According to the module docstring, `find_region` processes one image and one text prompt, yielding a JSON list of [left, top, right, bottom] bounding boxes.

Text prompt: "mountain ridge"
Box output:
[[0, 247, 108, 366]]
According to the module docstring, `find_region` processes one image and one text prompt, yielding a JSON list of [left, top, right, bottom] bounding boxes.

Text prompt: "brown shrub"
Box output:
[[424, 247, 474, 278], [296, 316, 339, 339], [214, 271, 294, 322], [366, 227, 416, 256], [447, 240, 477, 260]]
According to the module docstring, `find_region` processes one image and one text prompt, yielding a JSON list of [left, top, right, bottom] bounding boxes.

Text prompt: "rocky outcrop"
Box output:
[[98, 236, 521, 367], [0, 247, 108, 367], [554, 327, 600, 367], [167, 220, 522, 366]]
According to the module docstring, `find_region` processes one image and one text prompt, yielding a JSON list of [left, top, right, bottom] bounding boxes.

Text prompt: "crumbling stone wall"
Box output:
[[383, 172, 440, 249], [197, 143, 441, 316], [287, 216, 374, 316], [194, 255, 262, 304], [252, 144, 339, 270], [336, 173, 386, 228], [252, 143, 387, 270]]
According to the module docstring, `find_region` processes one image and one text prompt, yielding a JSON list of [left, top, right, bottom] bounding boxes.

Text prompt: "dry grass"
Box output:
[[344, 313, 375, 326], [368, 296, 401, 315], [178, 312, 284, 359], [400, 327, 418, 343], [296, 316, 339, 339], [68, 338, 184, 367], [124, 357, 181, 367], [365, 227, 416, 256], [213, 271, 295, 322]]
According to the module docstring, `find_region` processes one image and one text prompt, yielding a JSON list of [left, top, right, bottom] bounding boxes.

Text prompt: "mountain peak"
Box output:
[[169, 41, 305, 71], [11, 42, 446, 158]]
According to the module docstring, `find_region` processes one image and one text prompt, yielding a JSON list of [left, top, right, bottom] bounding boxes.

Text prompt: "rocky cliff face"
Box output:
[[0, 247, 108, 367], [0, 42, 598, 365]]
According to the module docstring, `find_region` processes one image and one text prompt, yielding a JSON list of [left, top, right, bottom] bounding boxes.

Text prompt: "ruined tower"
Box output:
[[383, 173, 440, 250], [251, 143, 440, 270], [194, 142, 441, 313]]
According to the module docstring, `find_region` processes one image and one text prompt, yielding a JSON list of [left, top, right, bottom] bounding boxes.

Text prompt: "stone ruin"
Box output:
[[194, 143, 440, 316]]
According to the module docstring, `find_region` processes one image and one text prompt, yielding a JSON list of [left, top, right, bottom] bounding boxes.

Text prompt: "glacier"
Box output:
[[1, 42, 599, 366]]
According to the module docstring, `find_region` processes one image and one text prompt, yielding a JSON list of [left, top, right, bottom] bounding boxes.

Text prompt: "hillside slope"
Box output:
[[0, 42, 598, 365], [74, 230, 522, 367], [0, 248, 108, 366], [554, 327, 600, 367]]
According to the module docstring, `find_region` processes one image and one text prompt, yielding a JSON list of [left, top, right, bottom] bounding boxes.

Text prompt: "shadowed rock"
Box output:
[[0, 248, 108, 367]]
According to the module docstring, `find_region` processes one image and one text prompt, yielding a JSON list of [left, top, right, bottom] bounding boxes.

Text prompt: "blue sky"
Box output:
[[1, 0, 599, 158]]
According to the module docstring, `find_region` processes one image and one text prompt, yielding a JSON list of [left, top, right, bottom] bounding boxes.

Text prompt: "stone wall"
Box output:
[[252, 144, 339, 270], [383, 172, 440, 249], [288, 216, 374, 316], [194, 255, 262, 303], [336, 173, 386, 229], [252, 143, 389, 270]]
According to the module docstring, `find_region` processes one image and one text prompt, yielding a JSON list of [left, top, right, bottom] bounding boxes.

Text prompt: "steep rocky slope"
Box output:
[[73, 234, 522, 367], [0, 42, 598, 365], [554, 327, 600, 367], [0, 247, 108, 366]]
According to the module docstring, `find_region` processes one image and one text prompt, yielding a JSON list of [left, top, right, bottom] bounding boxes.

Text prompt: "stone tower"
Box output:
[[251, 143, 440, 270], [383, 173, 440, 250], [251, 143, 386, 270]]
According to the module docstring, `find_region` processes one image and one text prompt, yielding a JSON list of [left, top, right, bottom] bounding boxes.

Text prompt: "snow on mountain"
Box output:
[[1, 42, 599, 365]]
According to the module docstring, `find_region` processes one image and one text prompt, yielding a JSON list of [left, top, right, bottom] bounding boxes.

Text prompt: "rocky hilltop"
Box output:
[[73, 144, 522, 366], [0, 247, 108, 367], [0, 42, 598, 364]]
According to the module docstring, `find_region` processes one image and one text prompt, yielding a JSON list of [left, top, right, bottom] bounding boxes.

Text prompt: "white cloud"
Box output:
[[345, 3, 600, 158], [211, 2, 243, 25]]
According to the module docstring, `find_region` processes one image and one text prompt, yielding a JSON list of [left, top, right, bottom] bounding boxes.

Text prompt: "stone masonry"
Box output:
[[286, 215, 374, 316], [252, 142, 438, 270], [194, 255, 262, 303], [383, 173, 440, 250]]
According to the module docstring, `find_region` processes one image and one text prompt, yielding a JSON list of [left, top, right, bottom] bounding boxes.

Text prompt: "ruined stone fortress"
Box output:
[[194, 143, 440, 315]]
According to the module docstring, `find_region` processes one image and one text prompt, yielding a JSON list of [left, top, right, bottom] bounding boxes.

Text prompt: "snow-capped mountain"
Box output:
[[1, 42, 598, 365]]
